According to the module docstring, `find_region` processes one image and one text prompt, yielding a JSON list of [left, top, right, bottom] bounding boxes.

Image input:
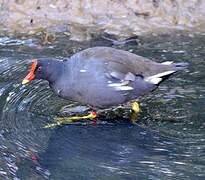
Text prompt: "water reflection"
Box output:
[[0, 33, 204, 179]]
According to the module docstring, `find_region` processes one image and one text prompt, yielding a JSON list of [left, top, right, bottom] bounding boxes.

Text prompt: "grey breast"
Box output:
[[65, 57, 127, 108]]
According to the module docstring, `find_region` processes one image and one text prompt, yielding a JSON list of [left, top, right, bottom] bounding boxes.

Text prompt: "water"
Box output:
[[0, 33, 204, 179]]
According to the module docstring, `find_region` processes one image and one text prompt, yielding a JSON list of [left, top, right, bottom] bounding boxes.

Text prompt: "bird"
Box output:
[[22, 47, 187, 126]]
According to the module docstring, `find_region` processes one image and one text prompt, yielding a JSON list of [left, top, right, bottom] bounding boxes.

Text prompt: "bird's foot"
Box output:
[[44, 111, 97, 128], [130, 101, 141, 123]]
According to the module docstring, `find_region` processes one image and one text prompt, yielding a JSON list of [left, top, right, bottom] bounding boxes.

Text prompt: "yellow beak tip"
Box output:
[[22, 79, 30, 85]]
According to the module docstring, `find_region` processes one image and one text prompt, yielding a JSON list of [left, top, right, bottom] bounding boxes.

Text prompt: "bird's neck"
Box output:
[[45, 60, 65, 84]]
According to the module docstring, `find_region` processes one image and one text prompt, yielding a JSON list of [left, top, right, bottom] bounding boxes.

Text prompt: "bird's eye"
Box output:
[[37, 66, 42, 72]]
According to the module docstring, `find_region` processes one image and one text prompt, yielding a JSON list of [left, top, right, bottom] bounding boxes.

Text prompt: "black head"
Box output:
[[22, 59, 63, 84]]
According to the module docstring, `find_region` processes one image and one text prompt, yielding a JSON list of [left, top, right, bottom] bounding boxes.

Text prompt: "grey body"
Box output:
[[42, 47, 185, 109]]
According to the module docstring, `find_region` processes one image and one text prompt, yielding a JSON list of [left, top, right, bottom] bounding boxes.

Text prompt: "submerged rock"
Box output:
[[0, 0, 205, 41]]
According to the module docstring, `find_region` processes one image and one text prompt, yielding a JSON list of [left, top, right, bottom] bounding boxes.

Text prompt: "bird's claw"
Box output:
[[43, 111, 97, 128], [130, 101, 141, 123], [131, 101, 141, 114]]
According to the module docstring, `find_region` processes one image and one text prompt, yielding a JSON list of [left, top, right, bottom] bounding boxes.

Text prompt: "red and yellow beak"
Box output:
[[22, 59, 37, 85]]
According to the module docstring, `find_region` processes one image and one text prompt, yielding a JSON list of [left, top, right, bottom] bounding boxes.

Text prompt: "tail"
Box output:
[[162, 61, 188, 71], [172, 62, 189, 71], [144, 61, 188, 85]]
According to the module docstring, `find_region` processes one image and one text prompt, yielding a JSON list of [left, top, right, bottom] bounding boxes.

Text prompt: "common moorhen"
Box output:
[[22, 47, 187, 123]]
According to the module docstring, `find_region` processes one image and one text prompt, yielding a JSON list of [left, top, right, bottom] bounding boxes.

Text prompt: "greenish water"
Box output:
[[0, 33, 204, 179]]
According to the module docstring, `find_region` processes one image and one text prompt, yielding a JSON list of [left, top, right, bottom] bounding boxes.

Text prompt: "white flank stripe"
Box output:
[[108, 82, 133, 91], [161, 61, 173, 65], [80, 69, 87, 72], [108, 83, 125, 87], [114, 86, 133, 91]]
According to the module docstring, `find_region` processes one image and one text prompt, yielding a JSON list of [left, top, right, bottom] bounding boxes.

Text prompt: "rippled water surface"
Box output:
[[0, 33, 204, 179]]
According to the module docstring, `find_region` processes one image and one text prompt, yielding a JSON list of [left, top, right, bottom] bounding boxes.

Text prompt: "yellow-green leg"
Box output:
[[130, 101, 141, 123], [44, 112, 97, 128]]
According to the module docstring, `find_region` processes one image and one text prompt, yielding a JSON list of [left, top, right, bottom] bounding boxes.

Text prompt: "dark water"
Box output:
[[0, 33, 204, 180]]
